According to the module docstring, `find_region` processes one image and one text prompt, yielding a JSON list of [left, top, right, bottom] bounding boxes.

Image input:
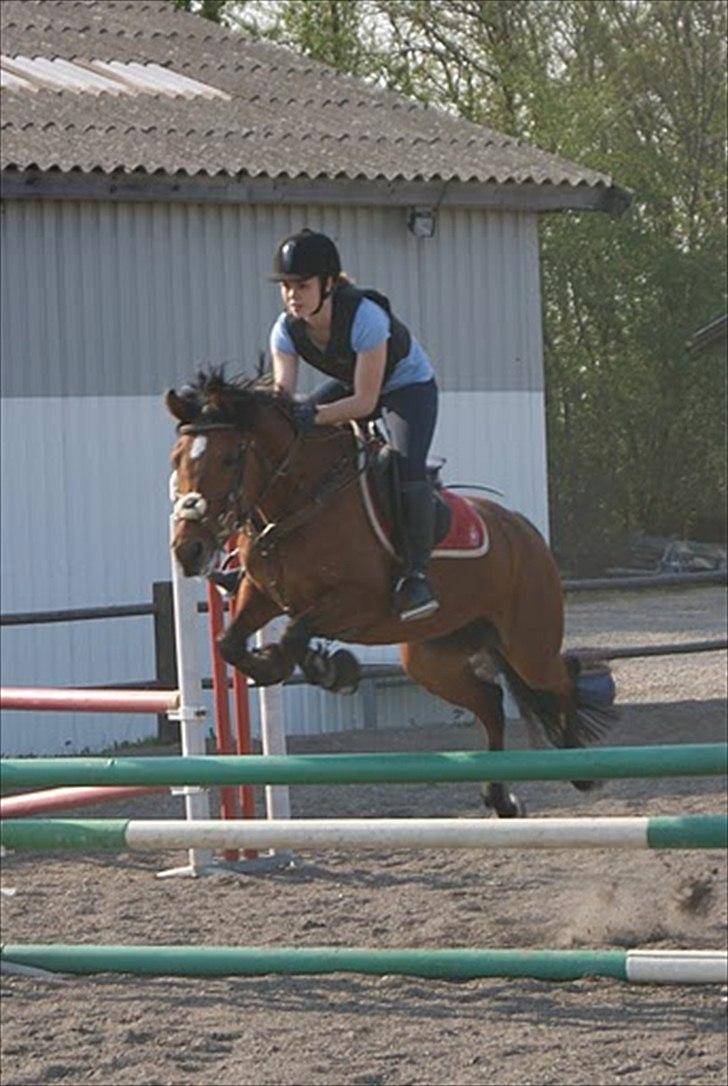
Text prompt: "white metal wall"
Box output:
[[1, 197, 548, 755], [1, 199, 543, 398]]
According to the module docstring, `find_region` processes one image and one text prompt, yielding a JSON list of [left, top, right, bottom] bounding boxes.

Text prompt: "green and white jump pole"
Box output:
[[2, 814, 726, 853], [1, 944, 725, 985]]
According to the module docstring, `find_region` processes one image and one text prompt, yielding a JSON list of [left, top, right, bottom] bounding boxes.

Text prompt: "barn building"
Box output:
[[0, 0, 630, 754]]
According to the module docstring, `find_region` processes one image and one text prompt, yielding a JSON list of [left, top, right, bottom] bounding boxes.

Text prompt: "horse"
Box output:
[[166, 369, 617, 817]]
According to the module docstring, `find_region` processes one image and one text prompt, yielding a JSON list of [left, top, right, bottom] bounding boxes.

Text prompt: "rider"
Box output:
[[269, 228, 440, 622]]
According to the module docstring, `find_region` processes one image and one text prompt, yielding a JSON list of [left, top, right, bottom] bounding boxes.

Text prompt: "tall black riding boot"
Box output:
[[394, 480, 440, 621]]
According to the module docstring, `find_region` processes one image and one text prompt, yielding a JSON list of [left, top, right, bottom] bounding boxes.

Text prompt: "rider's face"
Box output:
[[280, 277, 329, 320]]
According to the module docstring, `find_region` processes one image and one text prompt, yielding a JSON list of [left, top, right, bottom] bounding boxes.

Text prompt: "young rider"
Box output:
[[269, 228, 440, 622]]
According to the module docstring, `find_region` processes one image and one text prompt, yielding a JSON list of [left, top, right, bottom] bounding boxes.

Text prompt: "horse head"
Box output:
[[166, 368, 298, 576]]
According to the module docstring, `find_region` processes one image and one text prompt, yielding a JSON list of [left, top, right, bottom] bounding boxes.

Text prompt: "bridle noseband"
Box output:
[[172, 491, 209, 522]]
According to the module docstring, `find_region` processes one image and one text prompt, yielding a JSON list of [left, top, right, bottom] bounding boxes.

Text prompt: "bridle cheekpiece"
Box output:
[[171, 421, 248, 548]]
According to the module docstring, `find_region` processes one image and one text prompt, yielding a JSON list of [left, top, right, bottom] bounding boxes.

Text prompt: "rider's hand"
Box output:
[[292, 401, 318, 434]]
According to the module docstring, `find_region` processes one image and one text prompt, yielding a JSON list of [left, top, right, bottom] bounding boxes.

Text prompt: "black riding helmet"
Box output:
[[271, 229, 342, 316], [270, 229, 342, 282]]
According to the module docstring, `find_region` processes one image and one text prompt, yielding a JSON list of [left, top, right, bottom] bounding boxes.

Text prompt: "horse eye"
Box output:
[[221, 453, 240, 469]]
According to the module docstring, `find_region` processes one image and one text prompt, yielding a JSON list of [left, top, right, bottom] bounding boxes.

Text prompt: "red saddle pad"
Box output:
[[360, 472, 489, 559], [434, 489, 489, 556]]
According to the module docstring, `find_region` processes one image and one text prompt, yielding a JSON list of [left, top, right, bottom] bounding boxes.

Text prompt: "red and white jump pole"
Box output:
[[0, 785, 167, 818], [0, 699, 176, 820], [0, 689, 179, 713]]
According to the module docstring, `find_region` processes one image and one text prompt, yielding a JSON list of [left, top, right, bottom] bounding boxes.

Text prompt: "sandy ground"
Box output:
[[1, 586, 726, 1086]]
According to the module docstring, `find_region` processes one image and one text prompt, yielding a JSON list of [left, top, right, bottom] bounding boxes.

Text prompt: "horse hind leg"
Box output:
[[475, 682, 527, 818], [401, 635, 524, 819]]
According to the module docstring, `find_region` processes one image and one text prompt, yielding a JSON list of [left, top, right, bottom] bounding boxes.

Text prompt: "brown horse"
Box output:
[[167, 370, 616, 817]]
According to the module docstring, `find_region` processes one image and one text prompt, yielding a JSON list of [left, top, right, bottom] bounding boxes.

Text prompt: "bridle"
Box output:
[[170, 406, 365, 560], [171, 416, 301, 544]]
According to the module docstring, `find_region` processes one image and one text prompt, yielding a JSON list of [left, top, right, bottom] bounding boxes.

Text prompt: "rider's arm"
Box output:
[[270, 314, 299, 395], [272, 349, 299, 396], [315, 343, 387, 425]]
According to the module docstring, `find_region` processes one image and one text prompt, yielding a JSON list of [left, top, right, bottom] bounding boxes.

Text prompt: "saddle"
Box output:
[[357, 425, 489, 560]]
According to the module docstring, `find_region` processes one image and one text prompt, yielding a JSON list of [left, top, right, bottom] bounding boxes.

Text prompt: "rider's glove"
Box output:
[[292, 401, 318, 434]]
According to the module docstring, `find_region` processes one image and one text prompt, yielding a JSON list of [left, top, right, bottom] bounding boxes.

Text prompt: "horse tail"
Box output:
[[491, 649, 618, 751], [562, 652, 619, 744]]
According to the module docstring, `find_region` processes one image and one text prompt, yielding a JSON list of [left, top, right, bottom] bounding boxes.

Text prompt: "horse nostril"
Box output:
[[175, 538, 206, 575]]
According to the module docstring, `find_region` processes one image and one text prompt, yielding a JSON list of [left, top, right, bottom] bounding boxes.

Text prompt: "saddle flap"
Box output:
[[358, 429, 489, 559]]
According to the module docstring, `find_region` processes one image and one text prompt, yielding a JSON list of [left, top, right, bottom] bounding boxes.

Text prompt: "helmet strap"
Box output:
[[310, 276, 333, 317]]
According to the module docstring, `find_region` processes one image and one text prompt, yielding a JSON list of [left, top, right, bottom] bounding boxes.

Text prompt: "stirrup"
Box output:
[[394, 574, 440, 622]]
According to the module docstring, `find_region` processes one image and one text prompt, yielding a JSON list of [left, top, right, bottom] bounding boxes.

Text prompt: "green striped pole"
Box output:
[[1, 945, 725, 984], [2, 815, 726, 853], [2, 743, 726, 790]]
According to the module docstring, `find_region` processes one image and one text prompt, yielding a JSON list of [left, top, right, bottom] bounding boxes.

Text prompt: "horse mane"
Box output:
[[179, 366, 296, 429]]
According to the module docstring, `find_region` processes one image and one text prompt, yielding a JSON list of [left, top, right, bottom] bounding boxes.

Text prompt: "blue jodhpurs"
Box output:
[[305, 377, 438, 483]]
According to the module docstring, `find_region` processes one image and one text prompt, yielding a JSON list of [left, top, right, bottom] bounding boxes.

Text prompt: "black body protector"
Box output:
[[284, 276, 440, 624], [284, 282, 411, 390]]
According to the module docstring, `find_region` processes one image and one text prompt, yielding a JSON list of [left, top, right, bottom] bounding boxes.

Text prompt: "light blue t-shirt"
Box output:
[[270, 297, 434, 394]]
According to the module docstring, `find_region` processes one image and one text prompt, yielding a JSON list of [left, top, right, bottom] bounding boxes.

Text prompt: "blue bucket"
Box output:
[[577, 669, 616, 707]]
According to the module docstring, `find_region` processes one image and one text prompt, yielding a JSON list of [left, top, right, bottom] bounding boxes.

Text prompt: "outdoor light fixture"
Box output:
[[407, 207, 436, 238]]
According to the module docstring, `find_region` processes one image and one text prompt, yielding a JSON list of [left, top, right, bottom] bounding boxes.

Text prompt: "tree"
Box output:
[[173, 0, 231, 22]]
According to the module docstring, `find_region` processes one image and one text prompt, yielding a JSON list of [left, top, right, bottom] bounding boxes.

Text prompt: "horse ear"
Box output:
[[165, 388, 199, 424]]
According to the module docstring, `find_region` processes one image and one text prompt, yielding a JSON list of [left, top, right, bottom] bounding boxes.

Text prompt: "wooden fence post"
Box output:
[[153, 581, 178, 745]]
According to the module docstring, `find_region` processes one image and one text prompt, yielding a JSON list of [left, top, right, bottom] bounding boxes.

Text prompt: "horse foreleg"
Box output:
[[217, 578, 290, 686], [401, 636, 523, 818]]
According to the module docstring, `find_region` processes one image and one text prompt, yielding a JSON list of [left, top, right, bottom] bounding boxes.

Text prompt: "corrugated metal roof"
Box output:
[[0, 0, 630, 212]]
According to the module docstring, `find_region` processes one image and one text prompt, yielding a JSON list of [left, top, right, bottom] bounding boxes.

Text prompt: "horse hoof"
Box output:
[[327, 649, 360, 694], [302, 648, 360, 694], [244, 646, 293, 686], [480, 787, 525, 819], [571, 778, 603, 793], [301, 648, 333, 686], [509, 793, 527, 817]]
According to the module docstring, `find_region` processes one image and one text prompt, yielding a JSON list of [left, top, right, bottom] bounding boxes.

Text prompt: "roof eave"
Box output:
[[1, 167, 633, 217]]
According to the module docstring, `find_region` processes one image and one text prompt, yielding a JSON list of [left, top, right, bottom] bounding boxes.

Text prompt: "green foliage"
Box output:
[[180, 0, 727, 571]]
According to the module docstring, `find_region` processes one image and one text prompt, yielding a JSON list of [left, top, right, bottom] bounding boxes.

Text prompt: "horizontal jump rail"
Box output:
[[0, 570, 722, 627], [0, 603, 156, 626], [0, 786, 167, 819], [600, 638, 727, 660], [2, 743, 725, 790], [0, 687, 180, 714], [2, 815, 725, 853], [1, 944, 725, 984], [562, 570, 726, 591]]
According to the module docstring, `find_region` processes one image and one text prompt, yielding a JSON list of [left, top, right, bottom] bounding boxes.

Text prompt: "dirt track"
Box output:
[[1, 586, 726, 1086]]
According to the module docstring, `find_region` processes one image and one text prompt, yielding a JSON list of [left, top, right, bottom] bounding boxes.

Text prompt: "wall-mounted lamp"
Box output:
[[407, 207, 436, 238]]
